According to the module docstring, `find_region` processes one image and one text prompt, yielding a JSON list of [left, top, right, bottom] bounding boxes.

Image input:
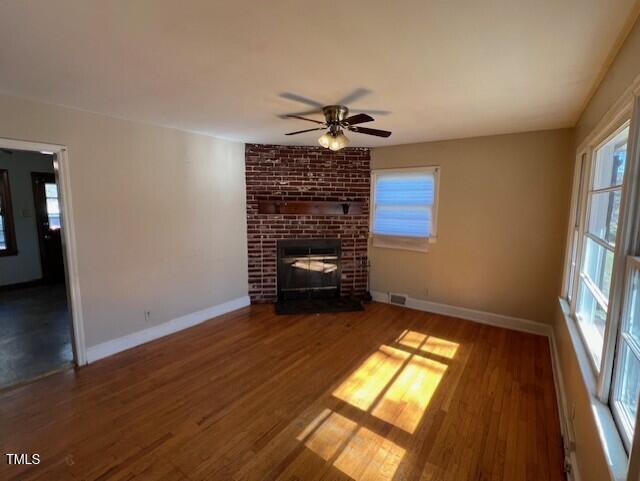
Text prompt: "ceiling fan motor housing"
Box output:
[[323, 105, 349, 131]]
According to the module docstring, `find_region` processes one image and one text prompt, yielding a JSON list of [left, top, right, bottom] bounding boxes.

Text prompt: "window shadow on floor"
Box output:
[[294, 328, 460, 481]]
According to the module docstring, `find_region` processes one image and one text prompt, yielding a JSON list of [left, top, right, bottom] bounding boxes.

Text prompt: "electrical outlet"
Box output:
[[144, 310, 151, 322]]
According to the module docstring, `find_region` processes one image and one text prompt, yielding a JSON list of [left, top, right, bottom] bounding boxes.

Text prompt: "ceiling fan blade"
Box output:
[[278, 108, 324, 119], [285, 127, 325, 136], [348, 126, 392, 138], [280, 92, 324, 109], [343, 113, 374, 125], [285, 115, 325, 125], [337, 88, 371, 105], [350, 109, 391, 116]]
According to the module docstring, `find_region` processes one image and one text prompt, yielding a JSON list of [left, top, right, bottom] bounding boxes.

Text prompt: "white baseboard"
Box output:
[[371, 290, 552, 336], [549, 329, 579, 481], [86, 295, 250, 363]]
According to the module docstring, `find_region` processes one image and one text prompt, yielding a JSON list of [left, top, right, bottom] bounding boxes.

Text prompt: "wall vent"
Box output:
[[389, 293, 407, 305]]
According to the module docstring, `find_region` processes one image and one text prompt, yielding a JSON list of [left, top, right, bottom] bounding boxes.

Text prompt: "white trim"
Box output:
[[86, 296, 250, 363], [0, 137, 87, 365], [562, 152, 586, 300], [371, 234, 431, 252], [370, 290, 551, 336], [549, 327, 581, 481]]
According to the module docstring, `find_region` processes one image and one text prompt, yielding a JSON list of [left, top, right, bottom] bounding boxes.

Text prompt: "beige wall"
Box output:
[[370, 128, 574, 324], [553, 14, 640, 481], [0, 94, 248, 348]]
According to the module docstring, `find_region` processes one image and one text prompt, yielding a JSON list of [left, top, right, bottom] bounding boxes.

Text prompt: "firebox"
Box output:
[[275, 239, 363, 314], [277, 239, 341, 302]]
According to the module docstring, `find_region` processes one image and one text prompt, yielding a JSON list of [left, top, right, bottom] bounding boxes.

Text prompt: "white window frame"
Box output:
[[611, 256, 640, 451], [561, 88, 640, 471], [568, 120, 630, 374], [369, 166, 440, 253]]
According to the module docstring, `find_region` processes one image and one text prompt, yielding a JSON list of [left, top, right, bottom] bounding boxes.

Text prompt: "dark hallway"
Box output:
[[0, 148, 74, 390]]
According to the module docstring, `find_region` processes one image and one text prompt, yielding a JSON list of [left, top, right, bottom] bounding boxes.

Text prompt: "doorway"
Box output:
[[0, 141, 82, 390], [32, 172, 65, 284]]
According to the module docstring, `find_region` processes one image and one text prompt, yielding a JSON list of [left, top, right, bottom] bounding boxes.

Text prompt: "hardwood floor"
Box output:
[[0, 302, 564, 481]]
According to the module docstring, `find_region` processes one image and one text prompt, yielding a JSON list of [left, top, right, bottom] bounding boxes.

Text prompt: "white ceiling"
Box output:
[[0, 0, 637, 147]]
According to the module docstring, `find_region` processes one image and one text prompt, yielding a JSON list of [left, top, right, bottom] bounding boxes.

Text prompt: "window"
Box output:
[[0, 169, 17, 256], [566, 153, 586, 304], [370, 167, 439, 252], [563, 103, 640, 454], [574, 125, 628, 369], [44, 182, 61, 230], [612, 257, 640, 450]]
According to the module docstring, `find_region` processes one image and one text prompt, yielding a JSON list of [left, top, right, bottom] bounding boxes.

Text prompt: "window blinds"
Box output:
[[372, 171, 435, 238]]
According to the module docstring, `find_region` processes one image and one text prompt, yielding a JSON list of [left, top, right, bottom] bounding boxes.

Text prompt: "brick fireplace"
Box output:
[[245, 144, 370, 303]]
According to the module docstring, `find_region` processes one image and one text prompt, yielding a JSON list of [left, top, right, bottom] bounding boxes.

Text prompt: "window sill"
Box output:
[[558, 298, 628, 481], [370, 234, 435, 253]]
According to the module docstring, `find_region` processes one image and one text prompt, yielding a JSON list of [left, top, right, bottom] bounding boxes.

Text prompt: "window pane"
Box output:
[[614, 342, 640, 439], [576, 280, 606, 366], [46, 198, 60, 215], [588, 190, 622, 245], [624, 268, 640, 354], [375, 174, 434, 206], [583, 237, 614, 299], [592, 126, 628, 190], [568, 229, 579, 301], [0, 228, 5, 250], [48, 214, 61, 230], [373, 207, 431, 237], [44, 182, 58, 198]]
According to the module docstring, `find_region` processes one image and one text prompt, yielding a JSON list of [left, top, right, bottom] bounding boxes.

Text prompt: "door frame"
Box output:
[[0, 137, 87, 365]]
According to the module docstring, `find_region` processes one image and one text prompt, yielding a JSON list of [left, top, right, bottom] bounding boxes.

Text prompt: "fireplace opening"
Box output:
[[275, 239, 363, 314]]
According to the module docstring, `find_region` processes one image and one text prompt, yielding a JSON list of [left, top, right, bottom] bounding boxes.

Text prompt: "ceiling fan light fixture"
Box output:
[[328, 132, 349, 151], [318, 132, 332, 149], [287, 103, 390, 145]]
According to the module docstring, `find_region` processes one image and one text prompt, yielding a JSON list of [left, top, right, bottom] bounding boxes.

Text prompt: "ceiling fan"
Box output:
[[284, 105, 391, 151]]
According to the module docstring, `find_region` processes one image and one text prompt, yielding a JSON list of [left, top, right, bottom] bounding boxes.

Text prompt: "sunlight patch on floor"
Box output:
[[422, 336, 458, 359], [397, 330, 459, 359], [298, 330, 459, 479], [332, 331, 457, 433], [297, 409, 405, 481], [372, 354, 446, 433], [332, 345, 409, 411]]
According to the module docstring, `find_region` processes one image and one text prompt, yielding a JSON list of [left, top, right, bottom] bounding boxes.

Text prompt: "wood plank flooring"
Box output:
[[0, 302, 565, 481]]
